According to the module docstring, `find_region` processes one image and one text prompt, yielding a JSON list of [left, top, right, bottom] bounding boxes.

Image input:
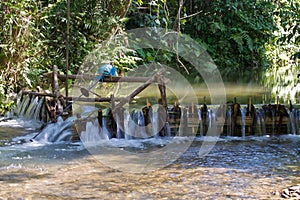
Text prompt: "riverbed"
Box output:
[[0, 118, 299, 199]]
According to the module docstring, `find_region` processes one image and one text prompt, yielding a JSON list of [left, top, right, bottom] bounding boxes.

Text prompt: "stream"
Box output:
[[0, 117, 299, 199]]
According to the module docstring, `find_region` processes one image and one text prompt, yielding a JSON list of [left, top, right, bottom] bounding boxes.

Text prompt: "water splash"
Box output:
[[31, 116, 75, 143], [81, 119, 110, 144]]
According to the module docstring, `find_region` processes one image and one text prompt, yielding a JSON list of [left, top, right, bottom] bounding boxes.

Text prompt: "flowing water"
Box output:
[[0, 115, 299, 199], [0, 95, 299, 199]]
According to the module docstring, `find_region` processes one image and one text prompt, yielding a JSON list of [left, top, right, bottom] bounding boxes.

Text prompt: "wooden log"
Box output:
[[43, 72, 167, 83], [115, 68, 166, 109], [97, 109, 103, 127], [158, 75, 167, 108], [65, 96, 120, 102], [22, 90, 57, 98]]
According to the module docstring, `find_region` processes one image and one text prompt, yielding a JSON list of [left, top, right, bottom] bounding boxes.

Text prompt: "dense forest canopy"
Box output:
[[0, 0, 299, 113]]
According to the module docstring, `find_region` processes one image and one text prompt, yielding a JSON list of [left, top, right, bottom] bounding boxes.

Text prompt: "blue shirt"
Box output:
[[96, 64, 117, 81]]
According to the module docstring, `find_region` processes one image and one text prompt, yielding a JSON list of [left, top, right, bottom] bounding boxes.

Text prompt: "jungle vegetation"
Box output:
[[0, 0, 299, 114]]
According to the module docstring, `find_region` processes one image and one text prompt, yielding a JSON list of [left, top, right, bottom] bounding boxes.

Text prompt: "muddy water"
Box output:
[[0, 119, 299, 199]]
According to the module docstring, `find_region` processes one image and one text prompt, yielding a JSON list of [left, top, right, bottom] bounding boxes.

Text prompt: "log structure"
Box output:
[[18, 65, 299, 140]]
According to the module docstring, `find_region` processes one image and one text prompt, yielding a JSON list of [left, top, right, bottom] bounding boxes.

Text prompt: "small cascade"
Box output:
[[198, 108, 203, 137], [102, 117, 112, 139], [32, 97, 44, 121], [80, 119, 110, 143], [115, 115, 123, 139], [17, 95, 31, 117], [151, 107, 159, 138], [290, 109, 300, 135], [241, 107, 247, 137], [208, 109, 217, 136], [296, 110, 300, 135], [24, 96, 39, 120], [125, 110, 148, 139], [255, 111, 262, 136], [14, 94, 23, 116], [165, 122, 171, 137], [13, 94, 49, 123], [287, 109, 297, 135], [32, 116, 75, 143], [226, 109, 232, 136], [271, 108, 275, 136], [259, 109, 267, 135]]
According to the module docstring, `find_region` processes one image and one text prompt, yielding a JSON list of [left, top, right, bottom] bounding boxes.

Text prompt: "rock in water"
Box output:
[[280, 184, 300, 199]]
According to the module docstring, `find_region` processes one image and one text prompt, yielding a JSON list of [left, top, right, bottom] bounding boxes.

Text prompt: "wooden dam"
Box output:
[[16, 65, 300, 140]]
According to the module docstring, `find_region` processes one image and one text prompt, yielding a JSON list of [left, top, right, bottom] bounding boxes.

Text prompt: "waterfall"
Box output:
[[115, 114, 123, 139], [18, 95, 31, 117], [14, 94, 23, 116], [102, 117, 112, 139], [255, 110, 262, 136], [32, 116, 75, 143], [271, 109, 275, 136], [24, 96, 39, 120], [32, 97, 44, 121], [80, 119, 110, 144], [287, 108, 296, 135], [293, 110, 300, 135], [208, 109, 217, 136], [241, 107, 247, 137], [198, 108, 203, 137], [226, 109, 232, 136], [259, 109, 267, 136], [13, 95, 46, 122], [152, 108, 159, 138], [125, 110, 148, 139]]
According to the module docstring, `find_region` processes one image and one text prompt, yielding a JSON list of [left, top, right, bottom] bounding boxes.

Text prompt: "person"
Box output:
[[97, 63, 117, 81]]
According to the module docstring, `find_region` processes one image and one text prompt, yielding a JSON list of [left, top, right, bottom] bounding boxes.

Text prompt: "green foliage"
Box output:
[[126, 0, 278, 83], [0, 0, 131, 102], [0, 100, 14, 116], [0, 0, 43, 94], [1, 0, 299, 105], [263, 0, 300, 103]]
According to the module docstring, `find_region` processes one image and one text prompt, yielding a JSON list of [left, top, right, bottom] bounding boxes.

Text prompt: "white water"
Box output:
[[241, 107, 247, 137], [31, 116, 76, 143]]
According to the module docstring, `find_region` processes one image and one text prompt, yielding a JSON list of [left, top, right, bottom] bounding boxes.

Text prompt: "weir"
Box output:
[[11, 66, 300, 143]]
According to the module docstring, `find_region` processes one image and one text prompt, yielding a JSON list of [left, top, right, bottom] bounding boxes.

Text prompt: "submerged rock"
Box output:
[[279, 184, 300, 199]]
